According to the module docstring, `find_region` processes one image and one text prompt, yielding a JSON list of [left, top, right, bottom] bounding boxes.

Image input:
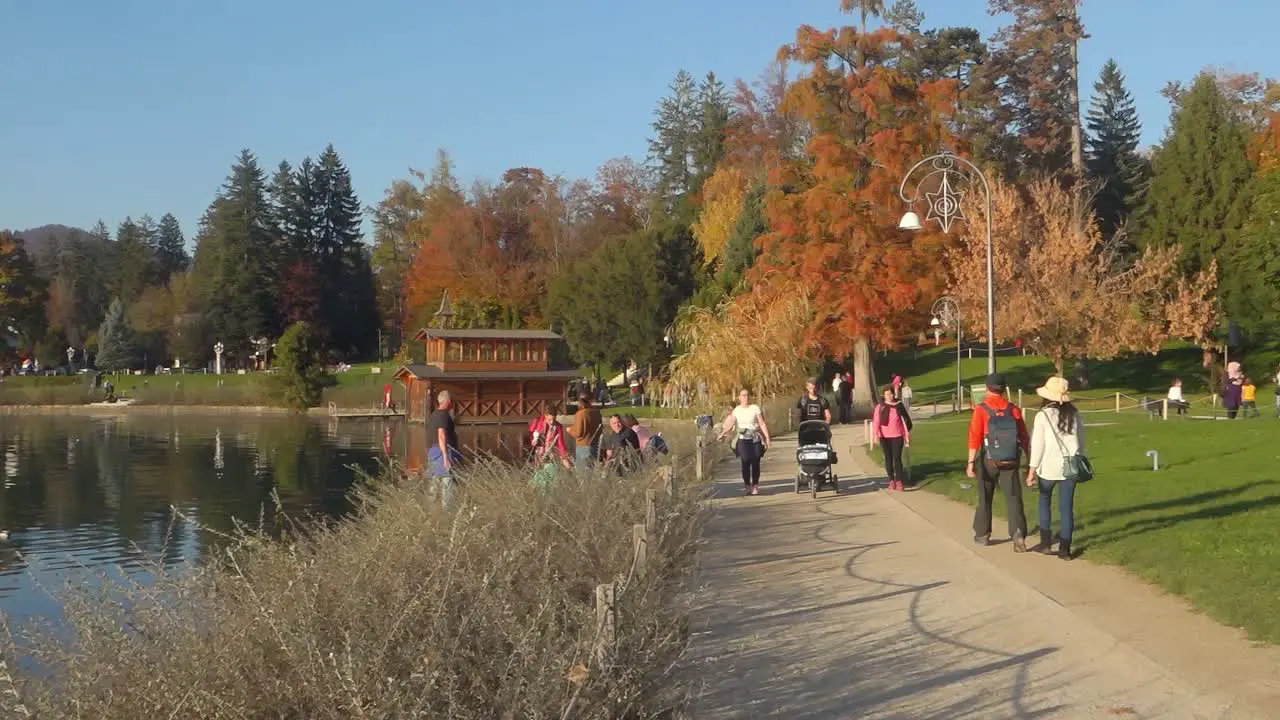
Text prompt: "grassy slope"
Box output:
[[900, 412, 1280, 644]]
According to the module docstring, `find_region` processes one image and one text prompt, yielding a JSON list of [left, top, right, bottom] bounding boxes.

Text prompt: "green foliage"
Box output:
[[1139, 73, 1256, 277], [1222, 168, 1280, 333], [273, 321, 331, 412], [154, 213, 189, 279], [95, 299, 138, 371], [1087, 59, 1150, 241], [113, 216, 159, 305]]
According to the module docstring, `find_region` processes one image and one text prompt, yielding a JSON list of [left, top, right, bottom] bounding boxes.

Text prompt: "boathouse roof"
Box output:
[[412, 328, 562, 341], [393, 364, 582, 381]]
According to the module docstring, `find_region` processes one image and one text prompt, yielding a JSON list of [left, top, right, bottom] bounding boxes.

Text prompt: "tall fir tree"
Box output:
[[313, 145, 378, 357], [192, 149, 279, 354], [1086, 60, 1149, 241], [884, 0, 924, 33], [1139, 72, 1255, 278], [692, 72, 731, 193], [1221, 167, 1280, 331], [114, 216, 157, 304], [154, 213, 189, 278], [649, 70, 699, 210], [984, 0, 1086, 183], [95, 298, 138, 371]]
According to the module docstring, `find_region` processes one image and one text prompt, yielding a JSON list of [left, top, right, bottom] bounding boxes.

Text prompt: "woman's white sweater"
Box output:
[[1029, 406, 1086, 481]]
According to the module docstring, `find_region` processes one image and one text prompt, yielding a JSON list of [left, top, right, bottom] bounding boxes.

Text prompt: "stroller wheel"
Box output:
[[832, 474, 839, 494], [795, 473, 802, 494]]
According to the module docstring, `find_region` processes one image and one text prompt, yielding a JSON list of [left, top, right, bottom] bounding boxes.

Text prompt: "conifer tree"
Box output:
[[114, 216, 157, 304], [154, 213, 189, 278], [649, 70, 699, 209], [692, 72, 731, 192], [1221, 168, 1280, 331], [95, 298, 138, 371], [1086, 60, 1148, 240], [1139, 73, 1255, 276], [314, 145, 378, 357]]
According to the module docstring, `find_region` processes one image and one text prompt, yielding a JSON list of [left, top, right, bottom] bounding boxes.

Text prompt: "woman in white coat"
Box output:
[[1025, 376, 1085, 560]]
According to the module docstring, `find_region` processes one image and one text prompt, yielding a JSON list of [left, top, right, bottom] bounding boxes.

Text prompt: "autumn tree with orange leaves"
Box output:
[[947, 178, 1219, 375], [756, 9, 959, 410]]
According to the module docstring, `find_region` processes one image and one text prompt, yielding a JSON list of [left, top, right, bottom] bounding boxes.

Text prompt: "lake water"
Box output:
[[0, 413, 530, 626]]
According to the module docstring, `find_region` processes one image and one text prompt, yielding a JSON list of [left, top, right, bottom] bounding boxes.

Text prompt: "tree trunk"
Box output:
[[852, 337, 877, 415], [1069, 9, 1086, 237]]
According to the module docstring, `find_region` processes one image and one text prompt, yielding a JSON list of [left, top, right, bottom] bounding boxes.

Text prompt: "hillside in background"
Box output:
[[10, 224, 94, 261]]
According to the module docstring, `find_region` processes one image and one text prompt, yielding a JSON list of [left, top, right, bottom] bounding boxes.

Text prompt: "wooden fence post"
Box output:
[[645, 490, 657, 532], [1115, 392, 1121, 413], [695, 436, 704, 483], [594, 583, 616, 665], [632, 524, 649, 579], [1162, 398, 1169, 420]]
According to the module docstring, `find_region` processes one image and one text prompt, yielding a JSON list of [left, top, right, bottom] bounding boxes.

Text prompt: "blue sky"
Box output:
[[2, 0, 1277, 239]]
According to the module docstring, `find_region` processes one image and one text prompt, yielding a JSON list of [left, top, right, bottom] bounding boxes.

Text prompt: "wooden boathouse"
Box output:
[[394, 293, 580, 424]]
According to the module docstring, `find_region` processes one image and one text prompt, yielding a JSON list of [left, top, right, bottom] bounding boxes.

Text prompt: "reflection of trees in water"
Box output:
[[0, 415, 388, 568]]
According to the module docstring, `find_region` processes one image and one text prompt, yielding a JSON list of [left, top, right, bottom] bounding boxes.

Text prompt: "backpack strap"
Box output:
[[979, 402, 997, 418]]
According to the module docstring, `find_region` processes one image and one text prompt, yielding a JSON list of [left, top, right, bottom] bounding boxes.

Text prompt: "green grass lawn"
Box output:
[[0, 363, 403, 407], [898, 412, 1280, 644], [876, 342, 1280, 405]]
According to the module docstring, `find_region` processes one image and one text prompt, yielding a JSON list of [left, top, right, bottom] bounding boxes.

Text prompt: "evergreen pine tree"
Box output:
[[95, 298, 138, 371], [718, 183, 767, 291], [114, 216, 158, 304], [885, 0, 924, 33], [692, 72, 731, 192], [313, 145, 378, 357], [1221, 168, 1280, 331], [1139, 72, 1255, 276], [154, 213, 189, 278], [1086, 59, 1148, 240], [193, 149, 279, 352], [648, 70, 699, 209]]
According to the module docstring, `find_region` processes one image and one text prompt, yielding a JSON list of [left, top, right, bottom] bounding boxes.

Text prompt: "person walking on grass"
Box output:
[[1224, 373, 1243, 420], [717, 389, 772, 496], [1242, 376, 1259, 418], [872, 386, 913, 491], [569, 393, 602, 469], [966, 373, 1031, 552], [1026, 376, 1084, 561]]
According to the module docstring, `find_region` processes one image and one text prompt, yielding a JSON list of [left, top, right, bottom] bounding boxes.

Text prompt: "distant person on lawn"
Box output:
[[1242, 376, 1259, 418], [1166, 378, 1189, 416], [1224, 374, 1243, 420], [1026, 376, 1084, 560], [966, 373, 1031, 552]]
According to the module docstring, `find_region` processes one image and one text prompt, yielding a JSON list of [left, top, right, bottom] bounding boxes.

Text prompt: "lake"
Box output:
[[0, 413, 531, 626]]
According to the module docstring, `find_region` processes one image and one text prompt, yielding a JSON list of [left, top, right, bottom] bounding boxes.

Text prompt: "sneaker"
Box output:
[[750, 485, 760, 496], [1012, 532, 1027, 553], [744, 485, 752, 496], [974, 535, 990, 547]]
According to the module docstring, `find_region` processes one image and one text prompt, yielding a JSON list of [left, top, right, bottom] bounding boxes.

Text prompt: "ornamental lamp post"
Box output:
[[214, 342, 225, 376], [930, 296, 963, 413], [899, 151, 996, 374]]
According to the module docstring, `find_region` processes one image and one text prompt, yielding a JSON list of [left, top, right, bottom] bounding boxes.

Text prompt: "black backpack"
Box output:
[[981, 403, 1020, 469]]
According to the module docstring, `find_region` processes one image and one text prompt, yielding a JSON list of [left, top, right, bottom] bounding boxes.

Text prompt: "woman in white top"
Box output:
[[1025, 376, 1085, 560], [1167, 377, 1188, 416], [717, 389, 773, 495]]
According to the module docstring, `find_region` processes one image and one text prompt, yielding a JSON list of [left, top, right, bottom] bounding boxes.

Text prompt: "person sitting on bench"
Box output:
[[1167, 378, 1189, 416]]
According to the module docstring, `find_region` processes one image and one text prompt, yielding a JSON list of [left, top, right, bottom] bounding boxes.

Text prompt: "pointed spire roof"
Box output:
[[433, 289, 456, 328]]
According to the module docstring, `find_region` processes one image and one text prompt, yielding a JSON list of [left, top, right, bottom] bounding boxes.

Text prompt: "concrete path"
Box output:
[[688, 424, 1280, 719]]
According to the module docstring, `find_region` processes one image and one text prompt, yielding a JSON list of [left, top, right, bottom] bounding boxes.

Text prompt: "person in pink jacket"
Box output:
[[872, 386, 913, 491]]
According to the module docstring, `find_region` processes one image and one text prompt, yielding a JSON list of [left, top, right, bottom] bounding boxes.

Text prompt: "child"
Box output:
[[1167, 378, 1189, 416], [1242, 376, 1259, 418]]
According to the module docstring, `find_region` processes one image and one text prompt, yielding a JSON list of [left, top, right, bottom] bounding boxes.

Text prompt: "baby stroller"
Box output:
[[795, 420, 839, 498]]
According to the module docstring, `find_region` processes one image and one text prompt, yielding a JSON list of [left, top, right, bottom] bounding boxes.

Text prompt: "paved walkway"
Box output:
[[688, 424, 1280, 719]]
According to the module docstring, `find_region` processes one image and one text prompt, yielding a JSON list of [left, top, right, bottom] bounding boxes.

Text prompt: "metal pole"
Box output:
[[985, 182, 996, 374], [956, 324, 963, 413]]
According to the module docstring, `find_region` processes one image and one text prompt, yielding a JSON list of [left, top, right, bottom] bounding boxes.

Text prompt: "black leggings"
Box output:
[[880, 437, 905, 482], [737, 439, 762, 486]]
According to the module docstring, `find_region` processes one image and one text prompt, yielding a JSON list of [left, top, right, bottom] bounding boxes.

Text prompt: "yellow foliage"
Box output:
[[945, 179, 1220, 371], [668, 275, 814, 402], [692, 167, 748, 266]]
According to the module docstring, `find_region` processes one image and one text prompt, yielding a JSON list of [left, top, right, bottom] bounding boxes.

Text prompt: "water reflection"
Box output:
[[0, 414, 529, 625]]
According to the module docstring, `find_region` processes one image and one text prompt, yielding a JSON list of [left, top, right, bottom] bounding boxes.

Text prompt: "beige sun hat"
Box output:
[[1036, 376, 1071, 403]]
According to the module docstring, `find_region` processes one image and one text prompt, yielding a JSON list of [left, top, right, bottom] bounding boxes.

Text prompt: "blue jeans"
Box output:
[[1038, 479, 1076, 543], [575, 445, 595, 469]]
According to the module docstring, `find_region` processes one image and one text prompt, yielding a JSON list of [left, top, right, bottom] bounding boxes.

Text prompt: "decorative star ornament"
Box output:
[[925, 172, 966, 234]]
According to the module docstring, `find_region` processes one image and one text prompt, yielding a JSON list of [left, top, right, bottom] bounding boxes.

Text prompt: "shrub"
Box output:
[[5, 457, 706, 718], [273, 322, 333, 412]]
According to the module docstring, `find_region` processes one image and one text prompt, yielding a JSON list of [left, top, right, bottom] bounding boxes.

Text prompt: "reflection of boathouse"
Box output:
[[394, 326, 579, 424]]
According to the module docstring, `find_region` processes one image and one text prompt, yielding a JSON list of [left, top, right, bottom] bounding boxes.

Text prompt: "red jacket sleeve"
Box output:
[[967, 407, 985, 451]]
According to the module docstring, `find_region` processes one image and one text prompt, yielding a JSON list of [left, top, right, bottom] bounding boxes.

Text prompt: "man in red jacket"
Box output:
[[966, 373, 1031, 551]]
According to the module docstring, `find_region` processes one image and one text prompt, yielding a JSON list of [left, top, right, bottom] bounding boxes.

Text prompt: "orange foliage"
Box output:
[[755, 20, 959, 358]]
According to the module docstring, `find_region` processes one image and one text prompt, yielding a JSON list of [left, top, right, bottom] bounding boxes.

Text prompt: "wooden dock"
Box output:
[[325, 403, 406, 420]]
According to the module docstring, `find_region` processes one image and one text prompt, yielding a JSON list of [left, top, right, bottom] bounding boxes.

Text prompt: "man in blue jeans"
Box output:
[[426, 391, 463, 506]]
